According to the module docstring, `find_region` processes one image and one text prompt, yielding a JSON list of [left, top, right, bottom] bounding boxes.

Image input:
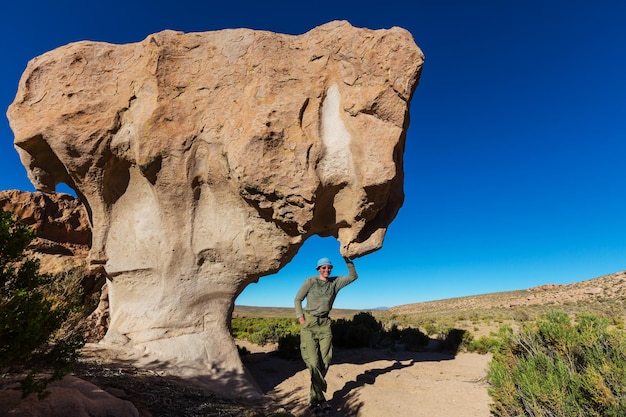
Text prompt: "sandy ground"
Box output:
[[241, 341, 493, 417], [1, 342, 492, 417]]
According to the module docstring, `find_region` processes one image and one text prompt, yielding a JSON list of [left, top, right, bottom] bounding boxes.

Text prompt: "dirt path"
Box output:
[[241, 342, 493, 417]]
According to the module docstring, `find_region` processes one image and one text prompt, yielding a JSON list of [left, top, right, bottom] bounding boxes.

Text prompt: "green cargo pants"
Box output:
[[300, 312, 333, 405]]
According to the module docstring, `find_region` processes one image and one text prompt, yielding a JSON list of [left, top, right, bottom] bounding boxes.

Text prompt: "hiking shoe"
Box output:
[[309, 404, 325, 415], [320, 401, 333, 410]]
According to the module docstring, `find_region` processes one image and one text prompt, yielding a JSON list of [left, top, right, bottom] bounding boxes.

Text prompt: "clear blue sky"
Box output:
[[1, 1, 625, 310]]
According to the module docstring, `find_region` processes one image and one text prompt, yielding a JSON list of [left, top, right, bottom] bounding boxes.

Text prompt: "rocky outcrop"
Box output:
[[0, 190, 90, 273], [0, 376, 139, 417], [0, 190, 110, 339], [7, 21, 423, 396]]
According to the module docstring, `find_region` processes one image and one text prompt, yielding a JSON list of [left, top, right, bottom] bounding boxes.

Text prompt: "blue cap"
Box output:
[[316, 257, 333, 269]]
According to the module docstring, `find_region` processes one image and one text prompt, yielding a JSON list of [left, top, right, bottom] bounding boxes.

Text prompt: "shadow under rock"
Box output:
[[69, 359, 270, 417], [243, 351, 307, 393], [71, 344, 283, 417]]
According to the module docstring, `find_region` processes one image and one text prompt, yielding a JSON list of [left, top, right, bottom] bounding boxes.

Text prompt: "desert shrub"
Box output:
[[610, 315, 625, 328], [48, 267, 99, 334], [488, 310, 626, 417], [332, 318, 373, 348], [387, 323, 401, 340], [436, 328, 472, 353], [398, 327, 429, 351], [512, 308, 532, 323], [468, 335, 502, 354], [352, 311, 384, 332], [384, 313, 417, 330], [332, 312, 433, 351], [419, 319, 438, 336], [332, 312, 384, 348], [469, 312, 483, 323], [276, 333, 301, 359], [247, 329, 272, 346], [604, 304, 626, 328], [231, 317, 300, 346], [0, 210, 84, 397]]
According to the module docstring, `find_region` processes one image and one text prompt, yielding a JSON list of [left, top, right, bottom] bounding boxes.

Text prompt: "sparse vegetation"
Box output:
[[232, 276, 626, 416], [0, 210, 85, 397], [488, 310, 626, 417], [276, 333, 300, 360], [467, 333, 503, 354], [231, 316, 300, 346], [3, 227, 619, 412], [234, 312, 437, 353], [332, 312, 385, 348], [394, 326, 431, 351]]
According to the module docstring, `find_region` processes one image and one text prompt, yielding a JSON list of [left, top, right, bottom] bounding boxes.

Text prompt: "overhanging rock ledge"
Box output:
[[7, 20, 424, 396]]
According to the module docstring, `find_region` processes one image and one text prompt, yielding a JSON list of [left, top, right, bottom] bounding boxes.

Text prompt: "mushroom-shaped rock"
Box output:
[[7, 20, 424, 396]]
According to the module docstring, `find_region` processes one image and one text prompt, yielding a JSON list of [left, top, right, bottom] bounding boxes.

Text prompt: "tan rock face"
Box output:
[[0, 190, 91, 246], [7, 21, 423, 395], [0, 376, 139, 417], [0, 190, 91, 274]]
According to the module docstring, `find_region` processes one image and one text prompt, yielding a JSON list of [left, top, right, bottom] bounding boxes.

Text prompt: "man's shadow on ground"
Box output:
[[243, 342, 458, 416]]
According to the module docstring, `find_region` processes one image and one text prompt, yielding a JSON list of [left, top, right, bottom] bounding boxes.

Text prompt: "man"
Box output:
[[294, 255, 358, 414]]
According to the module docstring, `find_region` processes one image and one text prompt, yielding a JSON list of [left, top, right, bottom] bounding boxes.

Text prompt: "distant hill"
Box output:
[[388, 270, 625, 315], [235, 270, 626, 320]]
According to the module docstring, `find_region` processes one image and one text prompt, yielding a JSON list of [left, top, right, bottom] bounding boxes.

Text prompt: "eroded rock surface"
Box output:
[[0, 190, 109, 340], [0, 190, 90, 273], [7, 20, 423, 396], [0, 376, 139, 417]]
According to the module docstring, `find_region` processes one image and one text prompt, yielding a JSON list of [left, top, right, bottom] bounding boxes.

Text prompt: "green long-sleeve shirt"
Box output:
[[294, 260, 358, 318]]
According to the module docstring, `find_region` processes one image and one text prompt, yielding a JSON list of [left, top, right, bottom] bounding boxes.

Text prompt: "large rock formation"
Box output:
[[0, 190, 91, 274], [7, 21, 423, 395]]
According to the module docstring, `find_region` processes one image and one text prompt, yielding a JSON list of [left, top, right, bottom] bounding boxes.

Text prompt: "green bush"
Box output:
[[397, 327, 429, 351], [231, 317, 300, 346], [332, 319, 357, 348], [331, 312, 432, 351], [422, 319, 439, 336], [276, 333, 301, 360], [468, 335, 502, 354], [352, 311, 384, 332], [346, 323, 376, 348], [438, 328, 472, 353], [488, 310, 626, 417], [0, 210, 84, 398], [332, 312, 384, 348]]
